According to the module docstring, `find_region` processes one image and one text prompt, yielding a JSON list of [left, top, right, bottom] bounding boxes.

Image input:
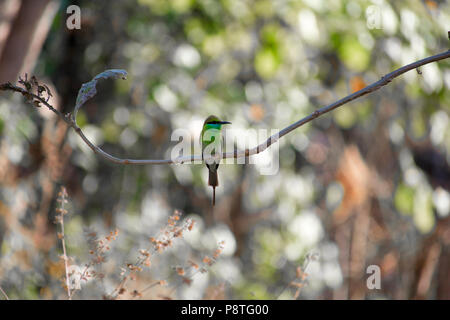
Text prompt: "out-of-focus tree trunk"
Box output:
[[0, 0, 62, 252], [411, 216, 450, 299], [0, 0, 59, 83], [0, 0, 21, 55], [437, 246, 450, 299]]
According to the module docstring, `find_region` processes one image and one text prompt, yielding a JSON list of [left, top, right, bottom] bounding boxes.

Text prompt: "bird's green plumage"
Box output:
[[200, 115, 231, 206], [205, 123, 222, 130]]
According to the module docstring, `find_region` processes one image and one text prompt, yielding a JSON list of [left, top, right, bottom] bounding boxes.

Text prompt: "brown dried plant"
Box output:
[[54, 186, 71, 298], [53, 189, 223, 300], [108, 210, 197, 299], [277, 252, 319, 300], [54, 186, 119, 299]]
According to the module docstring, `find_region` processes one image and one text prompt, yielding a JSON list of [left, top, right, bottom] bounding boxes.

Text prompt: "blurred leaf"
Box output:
[[412, 111, 427, 138], [254, 0, 273, 18], [171, 0, 194, 13], [202, 34, 225, 57], [413, 189, 435, 234], [237, 282, 272, 299], [334, 105, 357, 128], [0, 116, 4, 135], [395, 184, 415, 215], [138, 0, 170, 15], [75, 110, 88, 128], [255, 48, 280, 79], [338, 37, 370, 72]]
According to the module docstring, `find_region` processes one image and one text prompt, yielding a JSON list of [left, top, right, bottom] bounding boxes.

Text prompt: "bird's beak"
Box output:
[[219, 121, 231, 125]]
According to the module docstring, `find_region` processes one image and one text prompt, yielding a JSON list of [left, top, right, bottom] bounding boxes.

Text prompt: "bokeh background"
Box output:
[[0, 0, 449, 300]]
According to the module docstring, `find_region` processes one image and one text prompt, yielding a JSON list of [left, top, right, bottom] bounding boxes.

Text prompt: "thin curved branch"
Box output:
[[1, 50, 449, 165], [0, 285, 9, 300], [239, 49, 450, 159]]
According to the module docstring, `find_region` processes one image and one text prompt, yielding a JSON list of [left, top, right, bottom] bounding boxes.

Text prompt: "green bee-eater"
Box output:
[[200, 115, 231, 206]]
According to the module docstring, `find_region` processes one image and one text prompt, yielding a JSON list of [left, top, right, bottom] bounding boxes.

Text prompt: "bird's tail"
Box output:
[[208, 169, 218, 206]]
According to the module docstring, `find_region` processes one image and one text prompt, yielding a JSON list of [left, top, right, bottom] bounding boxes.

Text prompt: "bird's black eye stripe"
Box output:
[[207, 121, 219, 124]]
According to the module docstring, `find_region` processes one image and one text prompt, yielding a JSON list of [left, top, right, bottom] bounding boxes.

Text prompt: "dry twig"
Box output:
[[0, 285, 9, 300], [55, 186, 71, 299]]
